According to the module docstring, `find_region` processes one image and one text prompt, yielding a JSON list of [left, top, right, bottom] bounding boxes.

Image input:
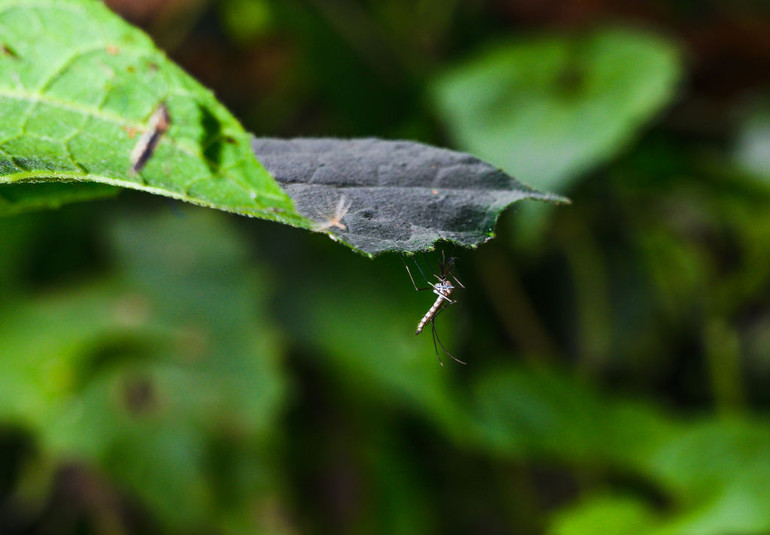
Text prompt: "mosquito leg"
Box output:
[[429, 305, 466, 364], [415, 254, 435, 287], [451, 273, 465, 289], [401, 256, 433, 292], [431, 319, 466, 365], [430, 322, 445, 366]]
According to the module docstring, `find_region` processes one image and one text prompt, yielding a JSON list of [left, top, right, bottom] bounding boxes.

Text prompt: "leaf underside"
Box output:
[[252, 137, 568, 256]]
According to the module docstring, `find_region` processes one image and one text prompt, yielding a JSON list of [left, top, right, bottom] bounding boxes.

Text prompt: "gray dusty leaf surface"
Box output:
[[252, 137, 567, 256]]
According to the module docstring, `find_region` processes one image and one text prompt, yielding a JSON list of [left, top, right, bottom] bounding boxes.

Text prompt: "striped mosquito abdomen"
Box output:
[[415, 283, 453, 334]]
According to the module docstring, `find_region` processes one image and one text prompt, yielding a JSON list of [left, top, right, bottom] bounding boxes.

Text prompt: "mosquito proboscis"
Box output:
[[403, 251, 465, 365]]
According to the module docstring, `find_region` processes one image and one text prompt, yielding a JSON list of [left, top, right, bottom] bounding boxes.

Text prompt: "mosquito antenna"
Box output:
[[447, 258, 464, 289]]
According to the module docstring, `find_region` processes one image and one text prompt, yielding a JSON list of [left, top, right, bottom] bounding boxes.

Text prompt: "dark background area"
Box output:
[[1, 0, 770, 533]]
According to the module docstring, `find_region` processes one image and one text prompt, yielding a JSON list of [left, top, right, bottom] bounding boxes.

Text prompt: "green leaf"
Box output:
[[253, 137, 567, 256], [549, 495, 659, 535], [645, 418, 770, 497], [432, 27, 682, 192], [469, 365, 675, 466], [0, 0, 568, 256], [0, 0, 306, 226]]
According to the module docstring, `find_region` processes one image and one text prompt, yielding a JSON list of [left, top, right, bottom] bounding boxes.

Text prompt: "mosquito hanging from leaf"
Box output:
[[403, 251, 465, 365]]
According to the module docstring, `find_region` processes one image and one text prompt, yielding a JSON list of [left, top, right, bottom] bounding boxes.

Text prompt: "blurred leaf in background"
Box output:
[[735, 98, 770, 181], [0, 206, 291, 532], [431, 27, 682, 193]]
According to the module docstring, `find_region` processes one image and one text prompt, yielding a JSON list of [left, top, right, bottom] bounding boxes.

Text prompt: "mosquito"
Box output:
[[403, 251, 466, 365], [130, 101, 171, 175]]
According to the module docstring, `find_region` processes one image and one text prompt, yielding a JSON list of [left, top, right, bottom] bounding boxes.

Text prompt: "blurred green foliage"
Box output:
[[432, 27, 681, 192], [2, 0, 770, 534]]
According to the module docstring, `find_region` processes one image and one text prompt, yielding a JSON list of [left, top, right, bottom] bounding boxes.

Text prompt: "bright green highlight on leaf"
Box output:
[[0, 0, 308, 226], [432, 27, 682, 191]]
